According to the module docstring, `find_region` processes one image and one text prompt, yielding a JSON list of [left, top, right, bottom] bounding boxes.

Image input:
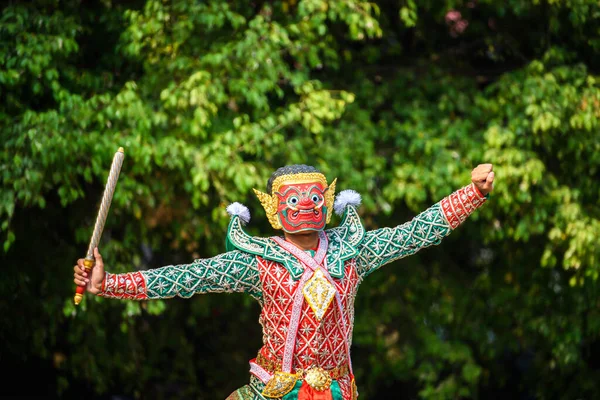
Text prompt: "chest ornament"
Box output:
[[302, 269, 336, 321]]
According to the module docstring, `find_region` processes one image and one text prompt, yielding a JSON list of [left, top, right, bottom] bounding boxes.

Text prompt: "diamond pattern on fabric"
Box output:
[[100, 250, 261, 301], [227, 216, 305, 279], [324, 206, 365, 278], [256, 257, 358, 399]]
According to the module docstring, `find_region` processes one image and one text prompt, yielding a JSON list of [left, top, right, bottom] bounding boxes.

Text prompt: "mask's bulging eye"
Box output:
[[311, 194, 320, 203], [287, 196, 299, 207]]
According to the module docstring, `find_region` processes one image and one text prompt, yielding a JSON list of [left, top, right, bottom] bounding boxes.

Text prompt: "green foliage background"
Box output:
[[1, 0, 599, 398]]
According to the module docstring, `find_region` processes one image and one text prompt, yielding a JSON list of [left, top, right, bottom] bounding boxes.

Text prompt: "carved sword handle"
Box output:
[[74, 147, 125, 305]]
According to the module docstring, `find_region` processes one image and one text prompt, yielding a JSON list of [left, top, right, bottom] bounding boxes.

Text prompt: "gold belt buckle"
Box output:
[[304, 367, 332, 391]]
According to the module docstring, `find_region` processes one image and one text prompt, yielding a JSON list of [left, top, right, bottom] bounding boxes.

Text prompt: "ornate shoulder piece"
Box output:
[[325, 191, 365, 278], [225, 203, 304, 279]]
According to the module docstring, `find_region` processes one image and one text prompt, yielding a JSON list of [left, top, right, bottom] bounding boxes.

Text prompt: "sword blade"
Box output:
[[85, 147, 125, 259], [74, 147, 125, 305]]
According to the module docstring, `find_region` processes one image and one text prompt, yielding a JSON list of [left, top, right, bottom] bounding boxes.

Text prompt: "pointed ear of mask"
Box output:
[[325, 178, 337, 223], [253, 188, 282, 230]]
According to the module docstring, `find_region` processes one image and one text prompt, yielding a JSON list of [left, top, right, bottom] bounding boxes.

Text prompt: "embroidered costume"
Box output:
[[99, 165, 487, 399]]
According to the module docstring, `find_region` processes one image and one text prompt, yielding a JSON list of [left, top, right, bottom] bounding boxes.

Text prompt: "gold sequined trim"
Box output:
[[271, 173, 328, 194], [256, 352, 279, 373], [255, 352, 349, 380]]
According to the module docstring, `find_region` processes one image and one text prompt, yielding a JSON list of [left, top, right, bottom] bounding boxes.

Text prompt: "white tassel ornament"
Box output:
[[333, 190, 362, 216], [227, 202, 251, 225]]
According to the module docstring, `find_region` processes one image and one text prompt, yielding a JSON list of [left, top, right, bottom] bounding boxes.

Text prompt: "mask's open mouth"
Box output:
[[292, 209, 320, 218]]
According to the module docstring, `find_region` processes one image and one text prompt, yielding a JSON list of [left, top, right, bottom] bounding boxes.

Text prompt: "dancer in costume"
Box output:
[[74, 163, 494, 400]]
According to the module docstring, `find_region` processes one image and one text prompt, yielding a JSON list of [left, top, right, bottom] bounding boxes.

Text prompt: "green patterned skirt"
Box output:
[[226, 376, 267, 400]]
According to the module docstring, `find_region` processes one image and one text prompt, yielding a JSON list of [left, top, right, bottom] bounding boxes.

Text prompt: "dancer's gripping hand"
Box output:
[[471, 163, 494, 195], [73, 247, 105, 295]]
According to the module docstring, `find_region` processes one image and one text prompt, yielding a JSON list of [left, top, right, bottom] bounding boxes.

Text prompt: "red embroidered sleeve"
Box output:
[[99, 271, 148, 300], [440, 183, 487, 229]]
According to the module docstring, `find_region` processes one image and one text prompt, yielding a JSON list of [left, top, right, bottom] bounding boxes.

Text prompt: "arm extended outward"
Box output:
[[355, 164, 494, 279], [74, 248, 262, 301]]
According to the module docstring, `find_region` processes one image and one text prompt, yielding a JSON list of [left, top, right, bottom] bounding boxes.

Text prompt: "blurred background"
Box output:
[[1, 0, 599, 399]]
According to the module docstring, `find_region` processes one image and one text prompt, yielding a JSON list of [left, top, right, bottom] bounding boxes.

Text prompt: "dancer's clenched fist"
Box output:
[[471, 164, 494, 195]]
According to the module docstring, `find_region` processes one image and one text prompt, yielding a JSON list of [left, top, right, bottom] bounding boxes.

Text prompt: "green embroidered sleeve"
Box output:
[[354, 183, 487, 279], [355, 203, 451, 279], [100, 250, 262, 301]]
